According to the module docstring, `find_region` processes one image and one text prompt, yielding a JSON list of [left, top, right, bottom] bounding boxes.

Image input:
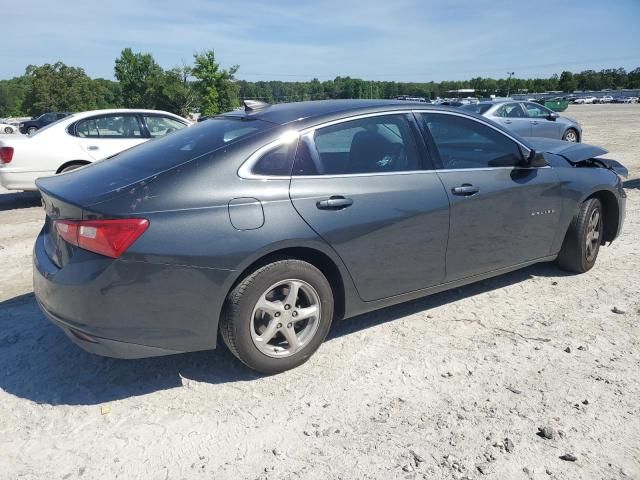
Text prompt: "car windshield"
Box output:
[[460, 104, 493, 115], [29, 115, 75, 137]]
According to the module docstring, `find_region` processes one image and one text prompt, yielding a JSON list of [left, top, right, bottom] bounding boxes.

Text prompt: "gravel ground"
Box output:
[[0, 104, 639, 480]]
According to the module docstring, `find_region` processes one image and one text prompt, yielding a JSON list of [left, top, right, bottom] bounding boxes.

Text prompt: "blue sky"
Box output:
[[4, 0, 639, 81]]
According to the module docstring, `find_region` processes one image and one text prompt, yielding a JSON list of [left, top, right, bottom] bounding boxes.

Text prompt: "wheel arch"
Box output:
[[56, 159, 91, 174], [563, 126, 581, 142], [585, 189, 619, 243], [222, 246, 348, 327]]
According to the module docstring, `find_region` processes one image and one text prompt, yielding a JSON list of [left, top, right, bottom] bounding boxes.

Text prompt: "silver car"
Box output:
[[461, 101, 582, 142]]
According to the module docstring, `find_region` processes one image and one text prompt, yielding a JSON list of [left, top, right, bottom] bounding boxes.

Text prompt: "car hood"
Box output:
[[525, 137, 607, 162]]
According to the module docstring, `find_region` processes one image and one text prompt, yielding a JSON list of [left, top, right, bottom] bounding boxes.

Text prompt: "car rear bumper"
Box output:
[[0, 167, 52, 191], [37, 299, 183, 358], [33, 229, 229, 358]]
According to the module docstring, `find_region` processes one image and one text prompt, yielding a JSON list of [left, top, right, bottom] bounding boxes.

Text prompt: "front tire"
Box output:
[[563, 128, 579, 142], [27, 126, 37, 135], [556, 198, 603, 273], [220, 259, 334, 374], [4, 127, 12, 134]]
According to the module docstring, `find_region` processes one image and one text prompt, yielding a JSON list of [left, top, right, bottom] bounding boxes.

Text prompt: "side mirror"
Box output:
[[527, 150, 548, 167], [548, 112, 559, 121]]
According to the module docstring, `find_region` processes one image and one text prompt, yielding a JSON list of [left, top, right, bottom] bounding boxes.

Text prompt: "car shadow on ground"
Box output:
[[0, 262, 570, 406], [0, 191, 41, 211]]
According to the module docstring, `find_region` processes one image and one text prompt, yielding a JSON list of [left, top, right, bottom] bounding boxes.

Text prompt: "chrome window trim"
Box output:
[[237, 109, 534, 180]]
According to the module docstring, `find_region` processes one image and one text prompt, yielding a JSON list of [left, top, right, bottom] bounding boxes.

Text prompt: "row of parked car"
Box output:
[[572, 95, 638, 104]]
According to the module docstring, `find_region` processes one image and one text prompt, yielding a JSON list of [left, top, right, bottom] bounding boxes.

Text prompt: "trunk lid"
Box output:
[[39, 189, 85, 268]]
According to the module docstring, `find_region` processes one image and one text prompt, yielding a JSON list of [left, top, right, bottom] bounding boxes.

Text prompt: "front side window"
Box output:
[[75, 115, 142, 139], [524, 103, 552, 118], [143, 115, 187, 138], [293, 114, 420, 175], [419, 113, 524, 169]]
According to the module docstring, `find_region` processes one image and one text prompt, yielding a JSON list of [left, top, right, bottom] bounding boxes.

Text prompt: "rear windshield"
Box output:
[[460, 104, 493, 115], [97, 116, 274, 172]]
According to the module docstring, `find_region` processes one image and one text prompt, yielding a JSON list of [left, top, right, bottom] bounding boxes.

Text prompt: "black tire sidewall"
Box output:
[[579, 199, 603, 271], [226, 260, 334, 374]]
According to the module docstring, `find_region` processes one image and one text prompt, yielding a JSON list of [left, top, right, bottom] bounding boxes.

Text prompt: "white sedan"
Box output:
[[0, 109, 190, 191], [0, 122, 17, 134]]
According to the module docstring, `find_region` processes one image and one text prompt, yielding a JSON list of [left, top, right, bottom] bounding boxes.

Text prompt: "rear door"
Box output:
[[416, 111, 564, 281], [289, 113, 450, 301], [73, 113, 148, 161], [523, 102, 561, 139], [491, 103, 531, 137]]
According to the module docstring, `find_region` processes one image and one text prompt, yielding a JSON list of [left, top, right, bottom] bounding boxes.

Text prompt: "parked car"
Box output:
[[460, 101, 582, 142], [594, 95, 614, 104], [0, 109, 190, 191], [19, 112, 71, 135], [0, 121, 17, 134], [573, 96, 596, 104], [32, 99, 626, 374]]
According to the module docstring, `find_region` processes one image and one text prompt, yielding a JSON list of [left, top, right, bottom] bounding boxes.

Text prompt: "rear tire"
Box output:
[[4, 127, 11, 134], [562, 128, 579, 142], [220, 259, 334, 374], [27, 126, 37, 135], [556, 198, 603, 273]]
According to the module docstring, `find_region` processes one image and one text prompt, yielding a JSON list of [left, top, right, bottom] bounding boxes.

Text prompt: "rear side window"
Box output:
[[495, 103, 525, 118], [419, 113, 524, 169], [75, 115, 143, 138], [293, 114, 421, 175], [252, 143, 295, 176]]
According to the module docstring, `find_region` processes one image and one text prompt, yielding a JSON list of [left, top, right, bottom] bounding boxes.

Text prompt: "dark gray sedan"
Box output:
[[34, 100, 626, 373], [461, 101, 582, 142]]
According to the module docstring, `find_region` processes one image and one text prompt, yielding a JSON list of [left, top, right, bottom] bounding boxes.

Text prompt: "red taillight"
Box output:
[[0, 147, 13, 164], [54, 218, 149, 258]]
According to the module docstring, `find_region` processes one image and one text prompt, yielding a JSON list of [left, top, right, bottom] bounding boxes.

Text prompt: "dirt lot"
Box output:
[[1, 104, 639, 480]]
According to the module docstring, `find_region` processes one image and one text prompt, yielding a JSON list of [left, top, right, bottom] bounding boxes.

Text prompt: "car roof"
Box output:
[[68, 109, 187, 120], [221, 99, 459, 127]]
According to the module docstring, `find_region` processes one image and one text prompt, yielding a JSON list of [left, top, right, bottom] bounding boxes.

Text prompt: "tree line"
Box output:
[[1, 48, 639, 118]]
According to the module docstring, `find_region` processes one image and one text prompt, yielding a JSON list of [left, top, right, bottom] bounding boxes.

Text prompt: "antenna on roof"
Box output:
[[243, 100, 270, 112]]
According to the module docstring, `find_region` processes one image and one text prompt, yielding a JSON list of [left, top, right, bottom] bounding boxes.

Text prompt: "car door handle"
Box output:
[[503, 120, 512, 124], [316, 196, 354, 210], [87, 145, 99, 150], [530, 121, 539, 125], [451, 184, 479, 196]]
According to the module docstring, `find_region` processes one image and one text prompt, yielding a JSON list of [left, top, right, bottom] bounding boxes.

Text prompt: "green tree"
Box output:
[[0, 76, 30, 117], [22, 62, 97, 116], [558, 71, 576, 92], [192, 50, 239, 115], [114, 48, 164, 108]]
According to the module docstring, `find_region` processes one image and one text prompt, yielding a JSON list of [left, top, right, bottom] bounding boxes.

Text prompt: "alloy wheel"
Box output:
[[564, 130, 578, 142], [585, 208, 601, 262], [250, 279, 321, 358]]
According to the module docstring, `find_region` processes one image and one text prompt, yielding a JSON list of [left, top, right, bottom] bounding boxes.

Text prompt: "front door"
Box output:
[[523, 102, 561, 139], [417, 112, 564, 281], [73, 114, 148, 161], [289, 113, 450, 301]]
